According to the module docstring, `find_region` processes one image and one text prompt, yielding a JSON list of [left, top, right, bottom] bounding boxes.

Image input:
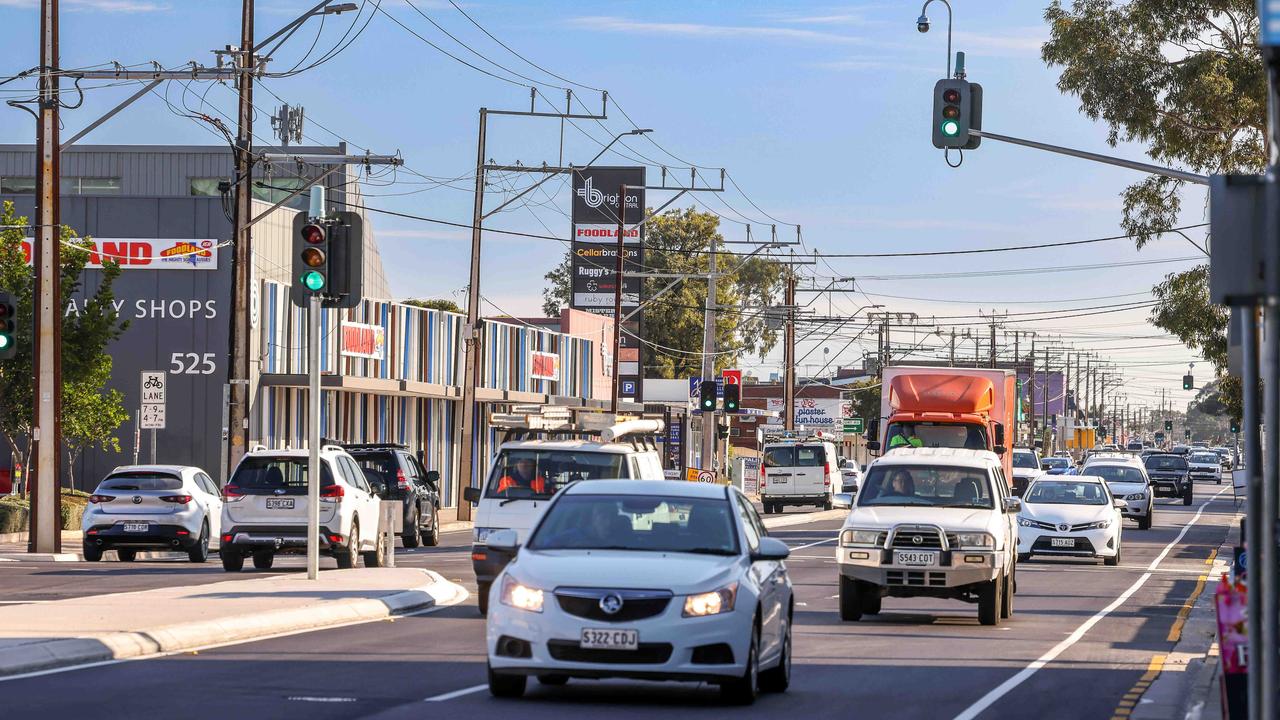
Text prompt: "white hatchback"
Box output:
[[82, 465, 223, 563], [1017, 476, 1125, 566], [484, 480, 793, 705]]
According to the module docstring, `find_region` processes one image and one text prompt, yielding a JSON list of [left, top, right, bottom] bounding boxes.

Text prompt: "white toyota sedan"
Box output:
[[484, 480, 793, 705], [1016, 476, 1125, 566]]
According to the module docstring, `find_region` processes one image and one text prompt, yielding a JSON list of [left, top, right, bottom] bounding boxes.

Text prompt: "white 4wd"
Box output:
[[220, 445, 386, 571], [834, 448, 1020, 626]]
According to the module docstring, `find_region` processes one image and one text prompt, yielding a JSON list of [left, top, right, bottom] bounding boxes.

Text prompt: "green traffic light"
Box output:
[[302, 271, 326, 291], [941, 120, 960, 136], [0, 334, 9, 349]]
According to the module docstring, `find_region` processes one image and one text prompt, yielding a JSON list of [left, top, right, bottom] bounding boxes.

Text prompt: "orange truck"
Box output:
[[866, 366, 1017, 485]]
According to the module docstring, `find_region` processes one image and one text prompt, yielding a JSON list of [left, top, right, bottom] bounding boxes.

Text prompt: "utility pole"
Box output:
[[457, 108, 489, 524], [949, 328, 956, 366], [1028, 336, 1036, 448], [610, 181, 626, 413], [30, 0, 62, 553], [782, 267, 795, 432], [701, 233, 721, 464], [227, 0, 256, 475]]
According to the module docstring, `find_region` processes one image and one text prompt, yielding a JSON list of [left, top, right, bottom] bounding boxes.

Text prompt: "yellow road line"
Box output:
[[1110, 654, 1167, 720], [1168, 572, 1210, 643], [1205, 548, 1218, 565]]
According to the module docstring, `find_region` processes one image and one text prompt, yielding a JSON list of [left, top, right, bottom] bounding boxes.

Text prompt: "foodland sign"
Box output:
[[340, 322, 386, 360], [21, 238, 218, 269]]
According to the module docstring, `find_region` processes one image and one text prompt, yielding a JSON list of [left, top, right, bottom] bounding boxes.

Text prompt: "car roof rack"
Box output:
[[337, 442, 409, 451], [490, 406, 664, 452]]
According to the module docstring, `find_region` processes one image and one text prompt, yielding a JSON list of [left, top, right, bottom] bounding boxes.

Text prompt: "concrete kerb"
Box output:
[[762, 509, 846, 530], [0, 569, 466, 679]]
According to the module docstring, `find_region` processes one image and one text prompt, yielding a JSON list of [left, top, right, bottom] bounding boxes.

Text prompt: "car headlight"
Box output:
[[473, 527, 497, 544], [1017, 516, 1037, 528], [683, 583, 738, 618], [1089, 520, 1111, 530], [841, 529, 883, 547], [952, 532, 994, 549], [499, 576, 544, 613], [1125, 493, 1146, 502]]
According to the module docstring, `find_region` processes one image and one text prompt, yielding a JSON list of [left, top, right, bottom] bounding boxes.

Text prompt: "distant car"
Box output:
[[484, 480, 793, 704], [1083, 454, 1154, 529], [82, 465, 223, 563], [344, 443, 443, 548], [1170, 445, 1191, 456], [1211, 447, 1233, 471], [1011, 448, 1043, 496], [1017, 476, 1124, 566], [1040, 457, 1073, 475], [760, 438, 840, 513], [1144, 453, 1193, 506], [1187, 451, 1224, 485], [1125, 441, 1143, 452], [838, 458, 863, 496]]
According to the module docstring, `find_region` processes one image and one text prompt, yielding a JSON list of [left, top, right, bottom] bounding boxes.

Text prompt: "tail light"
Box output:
[[221, 533, 233, 544], [759, 465, 766, 488], [160, 495, 193, 504], [223, 484, 245, 502], [327, 533, 344, 544], [396, 469, 410, 491], [89, 494, 115, 504], [824, 461, 832, 487], [321, 484, 345, 499]]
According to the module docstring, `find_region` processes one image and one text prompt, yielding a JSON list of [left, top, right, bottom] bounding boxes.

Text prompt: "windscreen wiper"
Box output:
[[680, 547, 737, 556]]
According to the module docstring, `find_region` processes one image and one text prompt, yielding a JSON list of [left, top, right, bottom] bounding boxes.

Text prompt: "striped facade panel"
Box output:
[[480, 319, 593, 398]]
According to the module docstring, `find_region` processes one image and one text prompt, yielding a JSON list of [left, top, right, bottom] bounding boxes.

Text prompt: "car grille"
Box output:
[[891, 528, 945, 550], [547, 640, 673, 664], [1069, 522, 1096, 532], [1032, 537, 1097, 553], [554, 588, 672, 623], [1023, 519, 1056, 531], [887, 570, 947, 587]]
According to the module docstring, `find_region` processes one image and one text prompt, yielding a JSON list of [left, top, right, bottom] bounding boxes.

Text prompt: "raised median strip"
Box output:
[[761, 509, 846, 530], [0, 567, 466, 679]]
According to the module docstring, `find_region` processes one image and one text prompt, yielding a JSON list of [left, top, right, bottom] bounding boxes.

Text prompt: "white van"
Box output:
[[462, 416, 665, 614], [760, 437, 840, 513]]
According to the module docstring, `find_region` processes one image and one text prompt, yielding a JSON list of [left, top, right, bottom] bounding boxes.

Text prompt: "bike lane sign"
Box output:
[[141, 371, 166, 429]]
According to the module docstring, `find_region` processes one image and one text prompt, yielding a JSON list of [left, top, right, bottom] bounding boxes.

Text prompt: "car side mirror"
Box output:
[[1113, 498, 1127, 509], [425, 470, 440, 489], [832, 492, 854, 509], [752, 536, 791, 561], [993, 423, 1006, 447], [994, 445, 1007, 456], [486, 528, 519, 553], [462, 486, 481, 504], [1002, 496, 1022, 514]]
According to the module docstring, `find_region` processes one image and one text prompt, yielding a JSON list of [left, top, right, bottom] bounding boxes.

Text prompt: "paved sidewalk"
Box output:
[[0, 567, 465, 678]]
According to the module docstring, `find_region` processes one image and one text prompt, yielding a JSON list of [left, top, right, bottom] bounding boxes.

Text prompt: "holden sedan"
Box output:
[[1017, 476, 1125, 566], [484, 480, 793, 705]]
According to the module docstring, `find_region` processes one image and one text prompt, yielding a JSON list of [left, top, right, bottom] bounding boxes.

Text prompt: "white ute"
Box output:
[[834, 448, 1020, 626]]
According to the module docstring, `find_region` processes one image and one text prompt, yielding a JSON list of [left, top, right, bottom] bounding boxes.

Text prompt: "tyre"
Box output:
[[401, 509, 421, 549], [221, 550, 244, 572], [252, 551, 274, 569], [759, 609, 791, 693], [1183, 485, 1193, 506], [860, 586, 882, 616], [82, 543, 102, 562], [422, 509, 440, 547], [1138, 510, 1152, 530], [477, 581, 491, 616], [1017, 552, 1031, 564], [978, 576, 1002, 626], [1217, 475, 1223, 485], [839, 575, 863, 622], [487, 664, 526, 698], [1105, 540, 1121, 567], [762, 502, 772, 515], [336, 524, 358, 569], [188, 522, 210, 563], [116, 549, 137, 562], [1000, 571, 1014, 619], [536, 674, 569, 686], [362, 528, 387, 568], [720, 623, 760, 705], [822, 498, 833, 511]]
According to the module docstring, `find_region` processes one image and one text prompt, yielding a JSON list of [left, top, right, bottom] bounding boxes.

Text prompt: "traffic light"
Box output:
[[699, 380, 717, 412], [1185, 428, 1192, 440], [723, 383, 740, 412], [1165, 419, 1173, 432], [0, 291, 14, 360], [932, 78, 983, 150], [1231, 420, 1240, 434], [1182, 373, 1194, 390], [325, 211, 365, 309], [291, 212, 329, 307]]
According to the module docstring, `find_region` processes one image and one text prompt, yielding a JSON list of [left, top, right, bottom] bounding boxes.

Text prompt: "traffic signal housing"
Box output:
[[0, 292, 15, 360], [932, 78, 982, 150], [1231, 420, 1241, 434], [1182, 373, 1194, 390], [723, 383, 740, 412], [1165, 419, 1173, 432], [1185, 428, 1192, 440], [325, 211, 365, 309], [699, 380, 718, 413], [291, 213, 329, 307]]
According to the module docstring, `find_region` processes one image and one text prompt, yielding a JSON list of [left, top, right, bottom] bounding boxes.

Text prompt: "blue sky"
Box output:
[[0, 0, 1208, 410]]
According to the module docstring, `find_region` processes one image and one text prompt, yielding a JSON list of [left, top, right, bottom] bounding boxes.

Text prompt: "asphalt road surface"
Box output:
[[1, 487, 1235, 719]]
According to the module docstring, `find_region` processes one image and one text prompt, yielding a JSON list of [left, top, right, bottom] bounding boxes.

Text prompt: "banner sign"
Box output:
[[340, 322, 386, 360], [530, 350, 561, 381], [22, 238, 218, 270], [767, 397, 846, 436]]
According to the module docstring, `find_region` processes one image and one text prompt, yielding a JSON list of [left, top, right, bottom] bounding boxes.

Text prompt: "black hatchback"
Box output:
[[1143, 453, 1193, 506], [344, 444, 442, 547]]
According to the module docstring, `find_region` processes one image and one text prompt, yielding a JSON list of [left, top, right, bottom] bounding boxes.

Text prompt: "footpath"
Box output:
[[0, 567, 465, 678]]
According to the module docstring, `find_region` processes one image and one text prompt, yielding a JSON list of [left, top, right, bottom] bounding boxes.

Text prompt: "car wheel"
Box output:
[[978, 575, 1002, 626], [82, 543, 102, 562], [487, 664, 526, 698], [859, 585, 882, 616], [402, 509, 421, 549], [536, 674, 569, 686], [822, 498, 833, 511], [336, 524, 358, 569], [720, 622, 760, 705], [1138, 511, 1152, 530], [116, 549, 137, 562], [1017, 552, 1031, 564], [759, 608, 791, 693], [1183, 485, 1194, 506], [1000, 571, 1014, 619], [422, 509, 440, 547], [1217, 475, 1223, 485], [252, 550, 275, 570], [1105, 541, 1121, 567], [188, 521, 210, 563], [221, 550, 245, 572], [362, 528, 387, 568], [839, 575, 863, 622], [477, 581, 490, 616]]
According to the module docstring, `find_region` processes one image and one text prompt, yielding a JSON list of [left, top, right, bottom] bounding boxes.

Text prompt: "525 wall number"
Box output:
[[170, 352, 216, 375]]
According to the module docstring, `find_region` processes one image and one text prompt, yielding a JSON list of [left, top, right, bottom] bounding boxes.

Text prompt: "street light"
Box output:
[[583, 128, 653, 169], [916, 0, 954, 77]]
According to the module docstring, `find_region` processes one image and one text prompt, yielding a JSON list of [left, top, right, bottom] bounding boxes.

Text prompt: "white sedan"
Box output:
[[484, 479, 793, 705], [1016, 475, 1125, 566]]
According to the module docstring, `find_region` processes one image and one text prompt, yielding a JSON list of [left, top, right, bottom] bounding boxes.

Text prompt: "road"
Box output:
[[0, 488, 1234, 719]]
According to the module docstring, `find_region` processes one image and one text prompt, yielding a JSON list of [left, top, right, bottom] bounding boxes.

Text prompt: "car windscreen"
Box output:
[[1043, 458, 1069, 469], [1145, 456, 1188, 471], [885, 422, 988, 450], [763, 446, 793, 467], [528, 494, 739, 555], [1013, 452, 1038, 469], [229, 457, 335, 495], [1190, 453, 1219, 464], [857, 465, 994, 509], [484, 450, 625, 500], [349, 453, 400, 488], [1026, 480, 1108, 505], [1088, 465, 1146, 485], [97, 473, 183, 491]]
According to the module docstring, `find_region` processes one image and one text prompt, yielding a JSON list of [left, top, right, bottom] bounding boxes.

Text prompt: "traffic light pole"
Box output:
[[967, 129, 1208, 186], [306, 292, 321, 580], [700, 232, 718, 471]]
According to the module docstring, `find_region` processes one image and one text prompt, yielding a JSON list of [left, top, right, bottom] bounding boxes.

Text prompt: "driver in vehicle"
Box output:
[[496, 457, 547, 494], [889, 426, 924, 450], [544, 502, 630, 547]]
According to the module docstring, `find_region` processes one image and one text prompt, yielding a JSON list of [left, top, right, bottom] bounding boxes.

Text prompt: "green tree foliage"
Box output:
[[403, 297, 463, 314], [0, 201, 129, 489], [542, 208, 785, 377], [1042, 1, 1261, 420]]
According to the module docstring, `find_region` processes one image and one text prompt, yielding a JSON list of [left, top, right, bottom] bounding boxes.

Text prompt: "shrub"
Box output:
[[0, 497, 29, 535]]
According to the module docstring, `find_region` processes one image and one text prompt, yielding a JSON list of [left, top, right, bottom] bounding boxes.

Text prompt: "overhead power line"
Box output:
[[812, 223, 1208, 258]]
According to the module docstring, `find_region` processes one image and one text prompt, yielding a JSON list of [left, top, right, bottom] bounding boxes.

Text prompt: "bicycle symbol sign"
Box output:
[[140, 371, 166, 404]]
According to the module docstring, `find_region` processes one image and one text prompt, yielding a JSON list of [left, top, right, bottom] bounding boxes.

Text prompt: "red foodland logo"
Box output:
[[531, 350, 560, 381], [340, 322, 385, 360], [575, 227, 640, 239], [159, 241, 212, 259]]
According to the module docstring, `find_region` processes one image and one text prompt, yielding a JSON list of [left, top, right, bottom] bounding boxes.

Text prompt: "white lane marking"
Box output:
[[0, 588, 470, 683], [788, 538, 836, 551], [951, 486, 1230, 720], [423, 683, 488, 702], [289, 696, 357, 703]]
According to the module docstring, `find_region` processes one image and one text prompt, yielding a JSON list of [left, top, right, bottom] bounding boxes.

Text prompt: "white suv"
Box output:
[[220, 445, 386, 572], [1081, 453, 1154, 530], [834, 448, 1020, 626]]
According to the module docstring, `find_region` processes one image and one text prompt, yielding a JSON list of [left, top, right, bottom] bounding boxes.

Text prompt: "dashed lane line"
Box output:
[[423, 684, 489, 702], [1109, 654, 1166, 719]]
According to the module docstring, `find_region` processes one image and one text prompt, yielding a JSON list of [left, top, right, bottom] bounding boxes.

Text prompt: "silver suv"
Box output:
[[1082, 453, 1154, 529]]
